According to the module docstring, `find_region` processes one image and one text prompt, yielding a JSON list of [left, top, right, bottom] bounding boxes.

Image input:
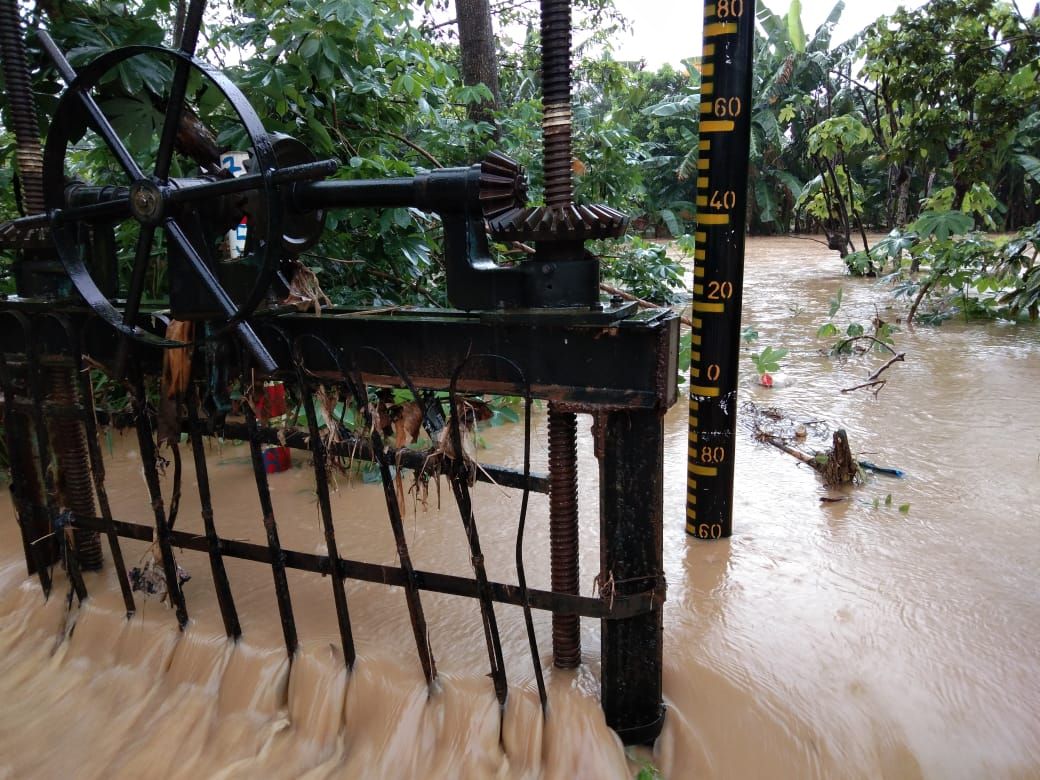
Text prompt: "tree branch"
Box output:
[[341, 123, 443, 168], [866, 351, 905, 383], [833, 335, 898, 356], [598, 282, 694, 328], [385, 130, 444, 168], [907, 275, 936, 326], [840, 379, 887, 396]]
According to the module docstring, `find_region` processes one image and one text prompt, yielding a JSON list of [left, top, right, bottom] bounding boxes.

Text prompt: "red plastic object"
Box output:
[[262, 446, 291, 473], [256, 382, 287, 419], [759, 372, 774, 388]]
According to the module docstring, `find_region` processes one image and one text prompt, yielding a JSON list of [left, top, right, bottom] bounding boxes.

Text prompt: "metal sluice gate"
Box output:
[[0, 0, 679, 745]]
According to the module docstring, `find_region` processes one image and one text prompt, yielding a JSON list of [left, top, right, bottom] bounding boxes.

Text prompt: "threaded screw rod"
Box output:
[[540, 0, 574, 210], [46, 365, 103, 570], [0, 0, 46, 215], [548, 404, 581, 668]]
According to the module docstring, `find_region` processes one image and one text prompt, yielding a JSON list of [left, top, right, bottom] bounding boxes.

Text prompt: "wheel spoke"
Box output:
[[79, 96, 144, 181], [154, 59, 193, 181], [164, 219, 235, 318], [37, 31, 145, 182], [121, 224, 157, 334], [155, 0, 207, 180], [177, 0, 207, 54], [164, 218, 278, 373]]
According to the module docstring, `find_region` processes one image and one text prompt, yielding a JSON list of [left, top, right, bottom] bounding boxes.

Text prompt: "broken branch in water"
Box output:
[[841, 379, 887, 397], [841, 351, 905, 395], [758, 429, 859, 485], [743, 402, 860, 485], [867, 352, 906, 382]]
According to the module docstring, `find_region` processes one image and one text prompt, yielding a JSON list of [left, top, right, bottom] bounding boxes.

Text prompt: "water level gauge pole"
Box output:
[[686, 0, 755, 540]]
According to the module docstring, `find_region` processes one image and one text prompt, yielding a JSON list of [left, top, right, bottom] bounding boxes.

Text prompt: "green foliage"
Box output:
[[807, 116, 872, 159], [828, 286, 843, 317], [747, 0, 1040, 239], [599, 237, 685, 303], [747, 0, 855, 233], [750, 345, 788, 376], [864, 219, 1040, 323], [568, 57, 700, 235], [635, 764, 663, 780], [628, 752, 663, 780], [872, 494, 910, 514], [912, 211, 975, 243], [814, 282, 899, 356], [860, 0, 1040, 215], [676, 329, 691, 387]]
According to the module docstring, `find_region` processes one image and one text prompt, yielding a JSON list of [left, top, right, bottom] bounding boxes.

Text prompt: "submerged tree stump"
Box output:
[[819, 429, 858, 486]]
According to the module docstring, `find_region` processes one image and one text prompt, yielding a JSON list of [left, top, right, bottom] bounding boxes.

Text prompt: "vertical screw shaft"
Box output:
[[0, 0, 46, 215], [548, 405, 580, 668], [541, 0, 583, 669], [540, 0, 574, 209], [47, 365, 103, 570]]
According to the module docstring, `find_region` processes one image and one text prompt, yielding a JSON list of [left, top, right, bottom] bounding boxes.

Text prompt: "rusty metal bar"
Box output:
[[0, 301, 679, 409], [548, 404, 581, 668], [218, 419, 547, 494], [340, 366, 437, 686], [24, 335, 86, 602], [185, 383, 241, 639], [599, 408, 666, 745], [59, 515, 88, 605], [507, 366, 547, 710], [130, 371, 189, 628], [446, 374, 508, 707], [74, 351, 136, 617], [70, 513, 660, 620], [295, 367, 357, 668], [243, 398, 298, 658], [44, 361, 104, 571], [0, 346, 53, 594]]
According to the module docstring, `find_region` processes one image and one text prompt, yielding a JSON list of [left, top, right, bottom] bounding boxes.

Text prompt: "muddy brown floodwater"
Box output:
[[1, 236, 1038, 779]]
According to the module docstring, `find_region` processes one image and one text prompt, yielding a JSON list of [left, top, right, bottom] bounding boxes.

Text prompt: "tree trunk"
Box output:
[[952, 177, 969, 212], [894, 170, 911, 228], [455, 0, 501, 131]]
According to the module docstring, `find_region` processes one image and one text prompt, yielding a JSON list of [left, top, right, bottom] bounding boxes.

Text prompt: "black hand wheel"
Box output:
[[39, 17, 330, 374]]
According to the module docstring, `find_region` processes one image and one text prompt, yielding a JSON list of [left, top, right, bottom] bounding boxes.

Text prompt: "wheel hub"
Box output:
[[129, 179, 165, 225]]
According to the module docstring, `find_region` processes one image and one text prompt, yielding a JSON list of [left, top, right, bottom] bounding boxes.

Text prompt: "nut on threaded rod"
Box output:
[[548, 405, 581, 668]]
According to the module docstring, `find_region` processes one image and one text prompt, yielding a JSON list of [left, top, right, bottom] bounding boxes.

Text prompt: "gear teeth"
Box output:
[[489, 204, 629, 243], [479, 152, 529, 221]]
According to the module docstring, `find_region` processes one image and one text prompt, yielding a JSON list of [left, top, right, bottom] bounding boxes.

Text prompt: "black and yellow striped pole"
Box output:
[[687, 0, 755, 540]]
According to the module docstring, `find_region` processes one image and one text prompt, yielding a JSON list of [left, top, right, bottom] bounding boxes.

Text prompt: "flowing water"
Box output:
[[1, 236, 1038, 778]]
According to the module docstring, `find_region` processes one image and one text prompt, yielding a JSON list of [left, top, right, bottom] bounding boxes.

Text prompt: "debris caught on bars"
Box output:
[[128, 543, 191, 604], [158, 319, 194, 445], [283, 262, 332, 315], [401, 395, 498, 510]]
